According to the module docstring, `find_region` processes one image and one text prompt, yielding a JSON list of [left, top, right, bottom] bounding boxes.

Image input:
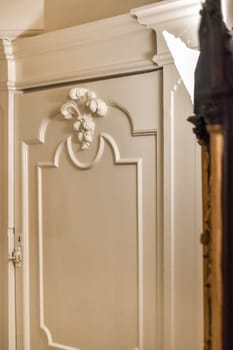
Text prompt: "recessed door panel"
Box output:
[[15, 71, 162, 350]]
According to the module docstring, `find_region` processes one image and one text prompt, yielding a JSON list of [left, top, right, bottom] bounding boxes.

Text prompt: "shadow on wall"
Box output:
[[0, 0, 43, 39], [44, 0, 159, 31]]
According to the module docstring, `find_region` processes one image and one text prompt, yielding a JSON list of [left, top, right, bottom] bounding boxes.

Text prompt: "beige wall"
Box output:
[[44, 0, 158, 31], [0, 0, 43, 37], [0, 0, 159, 37]]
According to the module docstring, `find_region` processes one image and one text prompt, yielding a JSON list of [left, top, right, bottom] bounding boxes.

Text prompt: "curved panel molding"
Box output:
[[34, 92, 146, 349], [21, 93, 148, 349], [22, 87, 146, 172], [36, 132, 143, 350], [58, 87, 150, 169]]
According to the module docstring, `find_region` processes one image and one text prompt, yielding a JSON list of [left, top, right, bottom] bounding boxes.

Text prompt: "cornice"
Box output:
[[0, 0, 202, 89], [131, 0, 201, 66], [2, 14, 156, 90], [10, 15, 150, 56]]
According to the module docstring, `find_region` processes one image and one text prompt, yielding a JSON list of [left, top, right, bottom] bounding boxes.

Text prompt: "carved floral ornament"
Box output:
[[60, 88, 108, 150]]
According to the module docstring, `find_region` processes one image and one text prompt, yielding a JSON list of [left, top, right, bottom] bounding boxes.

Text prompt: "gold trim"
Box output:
[[207, 125, 224, 350]]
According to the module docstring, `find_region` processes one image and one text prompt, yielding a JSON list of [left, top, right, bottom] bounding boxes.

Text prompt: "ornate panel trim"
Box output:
[[36, 134, 143, 350], [38, 158, 79, 350], [20, 91, 156, 350]]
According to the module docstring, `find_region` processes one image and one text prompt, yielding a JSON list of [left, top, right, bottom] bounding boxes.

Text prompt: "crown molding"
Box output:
[[1, 14, 156, 90], [0, 0, 202, 89], [131, 0, 201, 66]]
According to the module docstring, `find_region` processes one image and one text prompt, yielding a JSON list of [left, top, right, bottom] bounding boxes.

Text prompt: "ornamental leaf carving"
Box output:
[[60, 88, 108, 150]]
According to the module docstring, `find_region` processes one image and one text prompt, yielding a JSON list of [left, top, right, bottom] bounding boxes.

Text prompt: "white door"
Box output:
[[14, 70, 162, 350]]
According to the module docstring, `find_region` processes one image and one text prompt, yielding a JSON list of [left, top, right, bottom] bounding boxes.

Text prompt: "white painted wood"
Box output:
[[1, 14, 156, 90], [0, 89, 9, 350], [162, 65, 203, 350], [0, 2, 203, 350], [131, 0, 200, 66], [0, 88, 18, 350], [14, 71, 162, 350], [0, 0, 44, 39], [7, 90, 17, 350], [133, 2, 203, 350]]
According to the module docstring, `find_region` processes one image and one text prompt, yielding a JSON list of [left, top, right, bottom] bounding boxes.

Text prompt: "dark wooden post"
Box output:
[[188, 1, 233, 350]]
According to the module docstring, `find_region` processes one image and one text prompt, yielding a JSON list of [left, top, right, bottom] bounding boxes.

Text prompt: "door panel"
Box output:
[[15, 71, 162, 350]]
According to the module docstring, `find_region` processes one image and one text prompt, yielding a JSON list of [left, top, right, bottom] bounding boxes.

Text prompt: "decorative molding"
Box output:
[[168, 77, 182, 350], [37, 156, 79, 350], [61, 88, 108, 150], [20, 88, 156, 174], [36, 133, 144, 350], [66, 136, 105, 170], [0, 79, 16, 350], [1, 14, 156, 90], [18, 91, 157, 349], [131, 0, 200, 66], [59, 87, 156, 168], [162, 64, 202, 350], [0, 4, 202, 350], [1, 1, 201, 89], [21, 142, 30, 350], [15, 88, 159, 349]]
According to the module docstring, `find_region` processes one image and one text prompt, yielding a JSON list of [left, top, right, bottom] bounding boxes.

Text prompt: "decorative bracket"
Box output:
[[131, 0, 200, 66]]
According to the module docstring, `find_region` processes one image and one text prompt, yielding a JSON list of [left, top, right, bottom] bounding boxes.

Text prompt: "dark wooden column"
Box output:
[[188, 1, 233, 350]]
